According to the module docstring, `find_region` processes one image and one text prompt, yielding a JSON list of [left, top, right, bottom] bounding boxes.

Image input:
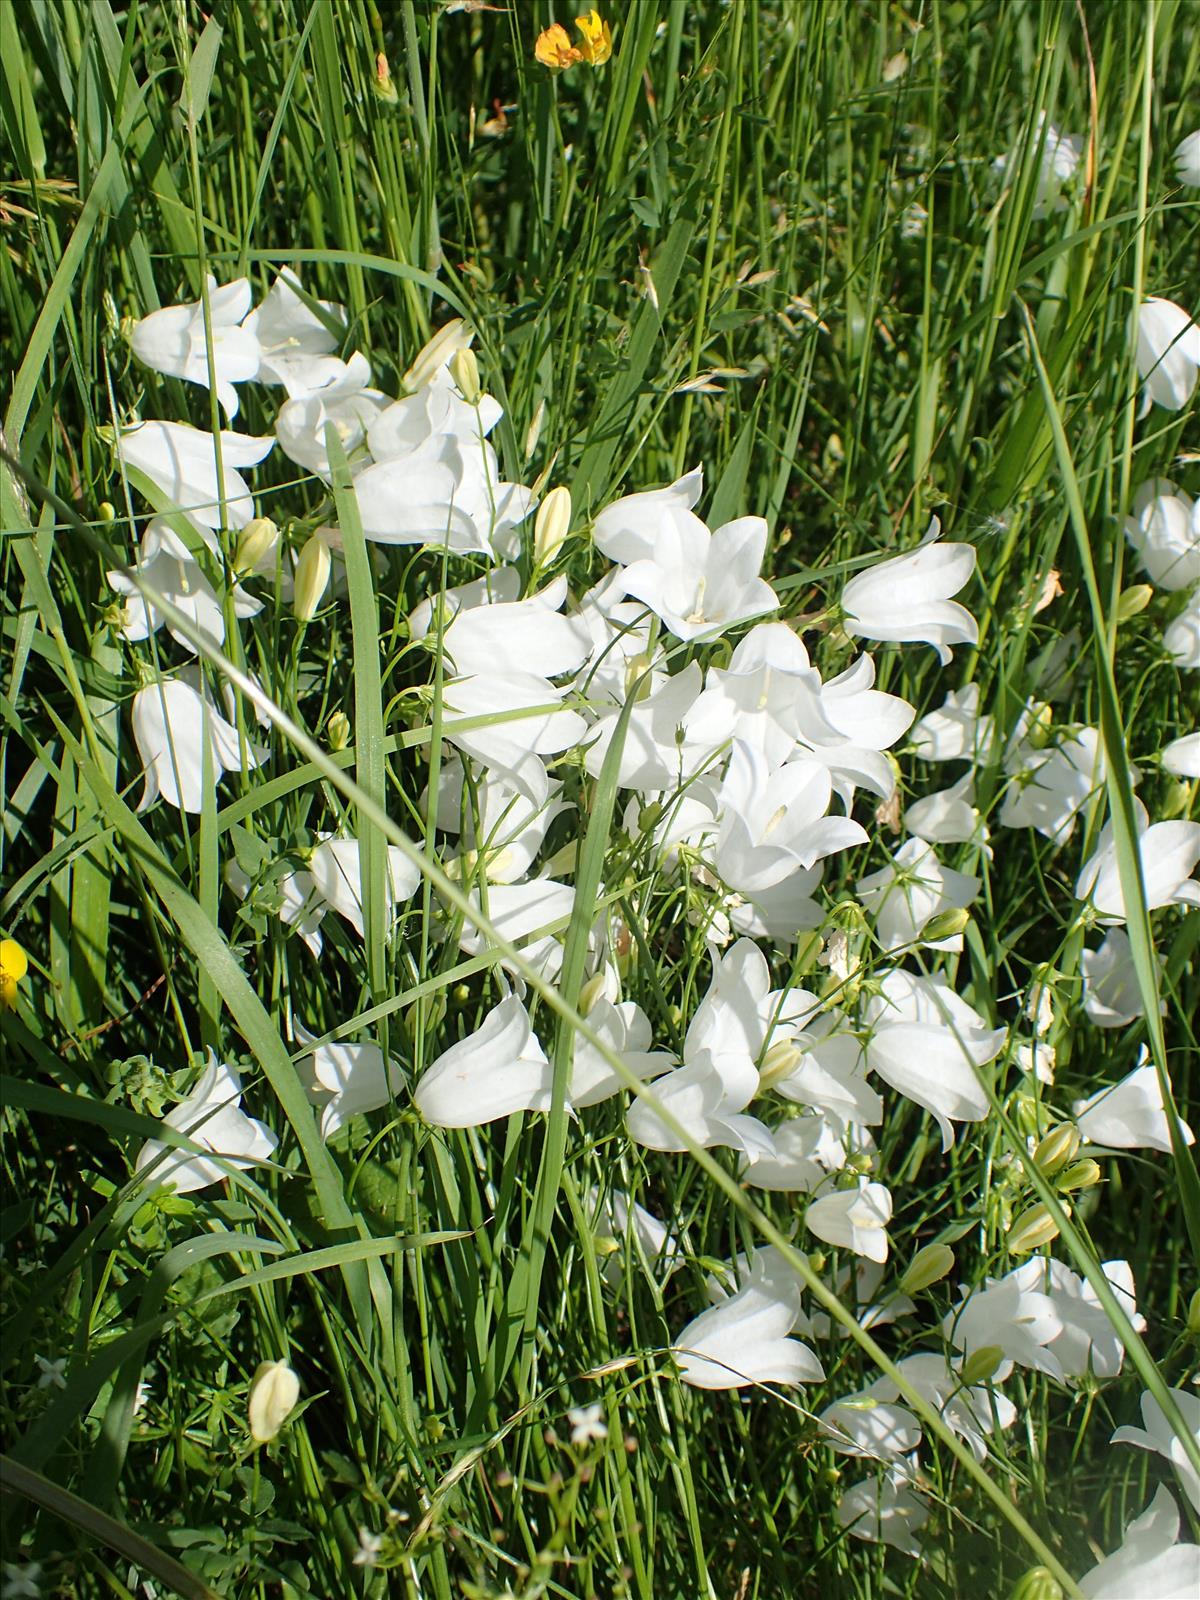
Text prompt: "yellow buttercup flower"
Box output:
[[1, 938, 29, 1010], [574, 10, 612, 66], [534, 23, 581, 70]]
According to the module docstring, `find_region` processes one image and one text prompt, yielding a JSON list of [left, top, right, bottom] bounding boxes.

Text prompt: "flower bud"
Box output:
[[534, 486, 572, 569], [373, 51, 399, 105], [1056, 1158, 1101, 1194], [448, 347, 481, 405], [577, 971, 608, 1017], [1116, 584, 1154, 623], [1186, 1288, 1200, 1337], [234, 516, 279, 575], [1009, 1567, 1064, 1600], [1007, 1202, 1060, 1255], [248, 1359, 300, 1443], [757, 1038, 803, 1092], [326, 710, 351, 751], [403, 319, 470, 392], [293, 533, 332, 622], [97, 500, 117, 523], [959, 1344, 1005, 1386], [898, 1243, 955, 1296], [1033, 1122, 1080, 1178], [524, 399, 546, 462], [923, 907, 971, 942]]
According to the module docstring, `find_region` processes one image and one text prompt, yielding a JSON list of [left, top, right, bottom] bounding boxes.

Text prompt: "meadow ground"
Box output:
[[2, 2, 1199, 1597]]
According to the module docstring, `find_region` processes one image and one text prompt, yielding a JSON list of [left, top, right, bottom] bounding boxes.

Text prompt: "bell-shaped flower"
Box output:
[[570, 994, 673, 1107], [1078, 1487, 1200, 1600], [1163, 731, 1200, 779], [414, 994, 552, 1127], [1073, 1059, 1194, 1154], [802, 654, 916, 804], [442, 671, 586, 777], [685, 623, 831, 768], [944, 1267, 1064, 1381], [1000, 726, 1104, 843], [875, 1353, 1016, 1463], [1125, 480, 1200, 591], [108, 519, 260, 651], [409, 563, 523, 638], [772, 1025, 885, 1130], [134, 1054, 276, 1194], [293, 1023, 405, 1140], [117, 419, 275, 532], [455, 878, 575, 984], [819, 1390, 922, 1462], [442, 576, 590, 681], [993, 114, 1082, 217], [836, 1468, 929, 1558], [243, 270, 347, 395], [614, 514, 779, 642], [904, 772, 987, 847], [1135, 297, 1200, 412], [1081, 928, 1153, 1028], [592, 466, 704, 567], [352, 374, 532, 558], [274, 352, 388, 476], [716, 745, 867, 894], [742, 1114, 850, 1192], [1165, 591, 1200, 670], [584, 662, 716, 792], [1174, 130, 1200, 187], [841, 524, 978, 665], [129, 277, 260, 419], [672, 1275, 824, 1390], [1075, 800, 1200, 922], [307, 836, 422, 940], [1013, 1257, 1145, 1382], [625, 1044, 775, 1159], [433, 755, 567, 883], [132, 666, 267, 814], [857, 838, 979, 952], [860, 970, 1005, 1150], [910, 683, 995, 764], [1112, 1389, 1200, 1513], [806, 1179, 892, 1262]]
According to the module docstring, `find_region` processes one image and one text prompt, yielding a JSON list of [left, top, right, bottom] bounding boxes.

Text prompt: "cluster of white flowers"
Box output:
[[110, 261, 1199, 1583]]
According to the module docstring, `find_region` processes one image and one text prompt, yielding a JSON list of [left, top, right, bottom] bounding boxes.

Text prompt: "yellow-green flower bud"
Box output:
[[1033, 1122, 1080, 1178], [449, 347, 481, 405], [1186, 1288, 1200, 1337], [326, 710, 351, 751], [898, 1243, 955, 1296], [534, 486, 572, 569], [403, 319, 469, 392], [1056, 1158, 1101, 1194], [293, 533, 332, 622], [1116, 584, 1154, 623], [758, 1038, 803, 1092], [959, 1344, 1005, 1386], [792, 931, 823, 977], [234, 516, 278, 575], [1008, 1202, 1060, 1255], [923, 907, 971, 942], [247, 1359, 300, 1443], [1009, 1567, 1064, 1600], [373, 51, 400, 105], [577, 971, 608, 1017], [97, 500, 117, 523], [524, 399, 546, 462]]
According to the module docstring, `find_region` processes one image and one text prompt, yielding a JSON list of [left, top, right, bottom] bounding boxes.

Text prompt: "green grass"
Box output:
[[2, 1, 1198, 1597]]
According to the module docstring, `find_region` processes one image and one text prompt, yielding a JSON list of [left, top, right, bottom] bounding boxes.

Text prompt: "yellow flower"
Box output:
[[534, 23, 581, 70], [574, 10, 612, 66], [0, 938, 29, 1010]]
